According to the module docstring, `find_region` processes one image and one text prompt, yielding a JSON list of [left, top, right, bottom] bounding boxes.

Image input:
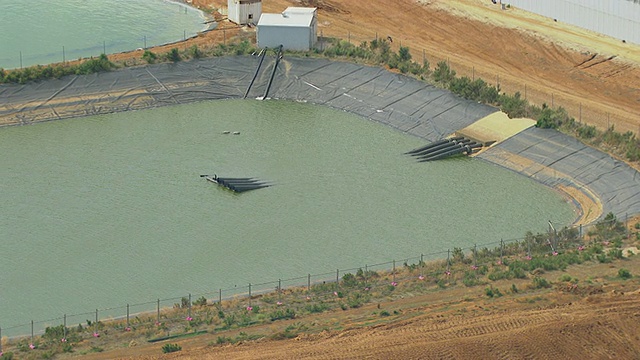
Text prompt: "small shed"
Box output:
[[256, 7, 318, 51], [228, 0, 262, 25]]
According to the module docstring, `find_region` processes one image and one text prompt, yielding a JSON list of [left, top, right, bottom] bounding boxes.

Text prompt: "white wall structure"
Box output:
[[257, 7, 318, 51], [506, 0, 640, 45], [228, 0, 262, 25]]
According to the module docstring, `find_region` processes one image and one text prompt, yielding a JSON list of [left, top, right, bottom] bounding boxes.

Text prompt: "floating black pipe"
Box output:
[[229, 184, 271, 192], [415, 139, 471, 159], [412, 139, 467, 157], [426, 147, 466, 161], [417, 141, 471, 162], [419, 147, 466, 162], [407, 138, 449, 155], [262, 45, 283, 100], [244, 47, 268, 99], [406, 137, 463, 155]]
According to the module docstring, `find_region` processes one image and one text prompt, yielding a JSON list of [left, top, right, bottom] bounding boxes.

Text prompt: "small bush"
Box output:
[[142, 50, 157, 64], [269, 308, 296, 321], [532, 276, 551, 289], [618, 268, 632, 279], [193, 296, 207, 307], [379, 310, 390, 317], [162, 343, 182, 354], [167, 48, 181, 62]]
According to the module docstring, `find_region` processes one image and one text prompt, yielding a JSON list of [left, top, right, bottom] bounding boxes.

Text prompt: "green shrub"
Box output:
[[305, 302, 330, 314], [618, 268, 632, 279], [167, 48, 181, 62], [269, 308, 296, 321], [433, 60, 455, 84], [193, 296, 207, 307], [162, 343, 182, 353], [485, 286, 502, 298], [142, 50, 157, 64], [342, 273, 358, 287], [532, 276, 551, 289], [189, 45, 202, 59]]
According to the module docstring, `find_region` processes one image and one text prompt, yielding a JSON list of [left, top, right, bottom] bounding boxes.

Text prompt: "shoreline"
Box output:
[[0, 57, 628, 227]]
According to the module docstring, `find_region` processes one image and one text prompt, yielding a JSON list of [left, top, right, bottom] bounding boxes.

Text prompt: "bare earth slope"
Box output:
[[245, 0, 640, 134], [78, 266, 640, 360]]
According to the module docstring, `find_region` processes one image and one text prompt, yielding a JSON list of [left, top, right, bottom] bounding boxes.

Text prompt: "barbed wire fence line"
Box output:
[[0, 213, 632, 352]]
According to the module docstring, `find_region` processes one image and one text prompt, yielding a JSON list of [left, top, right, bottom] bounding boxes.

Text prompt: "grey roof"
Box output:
[[258, 12, 313, 27]]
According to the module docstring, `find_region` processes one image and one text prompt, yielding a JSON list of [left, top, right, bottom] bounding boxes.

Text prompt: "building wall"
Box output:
[[228, 0, 262, 25], [506, 0, 640, 45], [257, 26, 312, 50]]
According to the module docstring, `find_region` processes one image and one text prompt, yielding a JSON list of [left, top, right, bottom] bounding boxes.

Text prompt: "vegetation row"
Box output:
[[1, 35, 638, 164]]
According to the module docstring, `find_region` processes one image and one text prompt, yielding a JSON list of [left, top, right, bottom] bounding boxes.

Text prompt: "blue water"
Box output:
[[0, 0, 208, 69]]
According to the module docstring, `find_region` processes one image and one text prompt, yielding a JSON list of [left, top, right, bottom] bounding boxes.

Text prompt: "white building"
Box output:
[[506, 0, 640, 45], [256, 7, 318, 51], [228, 0, 262, 25]]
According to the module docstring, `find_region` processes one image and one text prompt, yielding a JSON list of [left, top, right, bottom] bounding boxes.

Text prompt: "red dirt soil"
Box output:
[[182, 0, 640, 135]]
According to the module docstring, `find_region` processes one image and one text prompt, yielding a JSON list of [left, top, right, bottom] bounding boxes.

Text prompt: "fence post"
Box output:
[[392, 260, 396, 283], [62, 46, 65, 63], [278, 279, 282, 300], [307, 274, 311, 292], [471, 244, 476, 264], [219, 289, 222, 304], [157, 299, 160, 324], [188, 293, 192, 318], [579, 103, 582, 123], [95, 309, 98, 334], [579, 224, 583, 239], [31, 320, 34, 345], [626, 213, 629, 238], [527, 238, 531, 258], [126, 304, 130, 329], [500, 239, 504, 264], [364, 264, 368, 286], [103, 40, 106, 55], [248, 284, 252, 307], [336, 269, 339, 289], [446, 249, 450, 272], [63, 314, 67, 339], [20, 51, 23, 69]]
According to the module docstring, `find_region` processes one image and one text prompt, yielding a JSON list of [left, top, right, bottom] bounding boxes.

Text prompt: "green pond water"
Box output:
[[0, 0, 207, 69], [0, 99, 576, 333]]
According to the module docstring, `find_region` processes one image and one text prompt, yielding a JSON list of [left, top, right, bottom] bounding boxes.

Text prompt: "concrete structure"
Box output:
[[257, 7, 317, 51], [228, 0, 262, 25], [506, 0, 640, 45]]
